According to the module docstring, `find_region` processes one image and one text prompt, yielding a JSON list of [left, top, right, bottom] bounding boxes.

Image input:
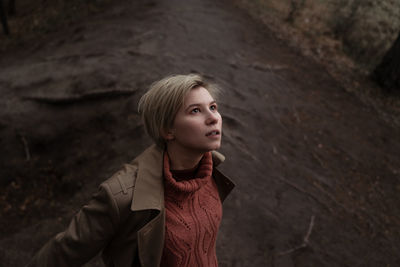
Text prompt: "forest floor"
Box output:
[[1, 0, 400, 266]]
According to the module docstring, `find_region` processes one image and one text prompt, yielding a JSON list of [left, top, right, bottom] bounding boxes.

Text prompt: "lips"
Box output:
[[206, 130, 220, 136]]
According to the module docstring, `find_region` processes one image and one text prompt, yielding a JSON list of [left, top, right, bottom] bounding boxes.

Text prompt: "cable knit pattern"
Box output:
[[161, 152, 222, 267]]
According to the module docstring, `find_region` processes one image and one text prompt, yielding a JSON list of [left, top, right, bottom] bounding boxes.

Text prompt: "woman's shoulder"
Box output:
[[102, 164, 138, 195], [98, 163, 138, 215]]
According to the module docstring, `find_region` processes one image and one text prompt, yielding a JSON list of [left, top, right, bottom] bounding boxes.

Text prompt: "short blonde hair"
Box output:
[[138, 74, 219, 148]]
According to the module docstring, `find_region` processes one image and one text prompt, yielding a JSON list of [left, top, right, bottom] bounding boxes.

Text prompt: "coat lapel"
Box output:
[[129, 145, 165, 267], [130, 144, 164, 212]]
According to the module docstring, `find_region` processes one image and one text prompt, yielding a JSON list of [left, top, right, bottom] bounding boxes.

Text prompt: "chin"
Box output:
[[208, 142, 221, 151]]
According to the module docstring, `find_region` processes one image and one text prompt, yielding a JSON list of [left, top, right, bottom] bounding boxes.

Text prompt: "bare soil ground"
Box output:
[[0, 0, 399, 266]]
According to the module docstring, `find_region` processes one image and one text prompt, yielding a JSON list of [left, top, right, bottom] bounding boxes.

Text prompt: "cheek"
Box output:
[[175, 118, 200, 133]]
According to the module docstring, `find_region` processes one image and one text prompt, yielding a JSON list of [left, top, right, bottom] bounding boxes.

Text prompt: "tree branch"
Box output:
[[278, 215, 315, 256]]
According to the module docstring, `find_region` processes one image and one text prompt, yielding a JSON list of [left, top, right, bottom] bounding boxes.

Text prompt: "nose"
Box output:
[[205, 111, 219, 125]]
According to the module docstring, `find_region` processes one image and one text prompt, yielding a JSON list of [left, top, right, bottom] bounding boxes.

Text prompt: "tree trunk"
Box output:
[[373, 32, 400, 92], [0, 0, 10, 35]]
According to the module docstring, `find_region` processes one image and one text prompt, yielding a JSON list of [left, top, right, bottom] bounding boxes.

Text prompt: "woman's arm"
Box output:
[[26, 183, 120, 267]]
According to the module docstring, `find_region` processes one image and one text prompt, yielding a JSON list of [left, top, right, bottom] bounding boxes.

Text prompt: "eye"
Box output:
[[210, 104, 218, 111], [190, 108, 200, 114]]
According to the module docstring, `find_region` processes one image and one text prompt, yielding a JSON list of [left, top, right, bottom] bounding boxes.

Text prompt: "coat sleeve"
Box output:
[[26, 182, 120, 267]]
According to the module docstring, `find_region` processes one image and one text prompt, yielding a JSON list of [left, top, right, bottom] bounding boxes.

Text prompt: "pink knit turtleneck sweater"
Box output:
[[161, 152, 222, 267]]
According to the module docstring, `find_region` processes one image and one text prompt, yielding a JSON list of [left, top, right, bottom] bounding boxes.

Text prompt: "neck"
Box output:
[[166, 145, 205, 170]]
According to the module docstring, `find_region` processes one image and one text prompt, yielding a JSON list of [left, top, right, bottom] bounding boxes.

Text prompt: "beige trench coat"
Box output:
[[27, 145, 235, 267]]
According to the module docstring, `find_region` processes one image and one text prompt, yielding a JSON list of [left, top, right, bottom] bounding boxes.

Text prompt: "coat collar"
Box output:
[[130, 145, 164, 211], [130, 144, 227, 212]]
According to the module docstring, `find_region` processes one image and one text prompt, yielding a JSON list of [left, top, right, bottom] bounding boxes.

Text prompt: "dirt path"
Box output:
[[1, 0, 399, 266]]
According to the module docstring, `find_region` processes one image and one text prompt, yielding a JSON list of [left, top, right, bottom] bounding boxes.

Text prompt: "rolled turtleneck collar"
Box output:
[[170, 165, 198, 181], [163, 151, 213, 197]]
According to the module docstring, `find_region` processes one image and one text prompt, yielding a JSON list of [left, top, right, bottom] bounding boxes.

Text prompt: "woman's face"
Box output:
[[167, 86, 222, 154]]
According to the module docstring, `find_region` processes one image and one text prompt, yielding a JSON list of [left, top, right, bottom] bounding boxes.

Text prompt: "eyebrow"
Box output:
[[185, 100, 217, 111]]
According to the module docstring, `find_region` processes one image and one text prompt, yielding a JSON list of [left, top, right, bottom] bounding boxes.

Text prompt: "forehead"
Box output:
[[183, 86, 215, 106]]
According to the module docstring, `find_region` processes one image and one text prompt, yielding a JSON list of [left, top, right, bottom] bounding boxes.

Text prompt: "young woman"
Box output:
[[27, 74, 235, 267]]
